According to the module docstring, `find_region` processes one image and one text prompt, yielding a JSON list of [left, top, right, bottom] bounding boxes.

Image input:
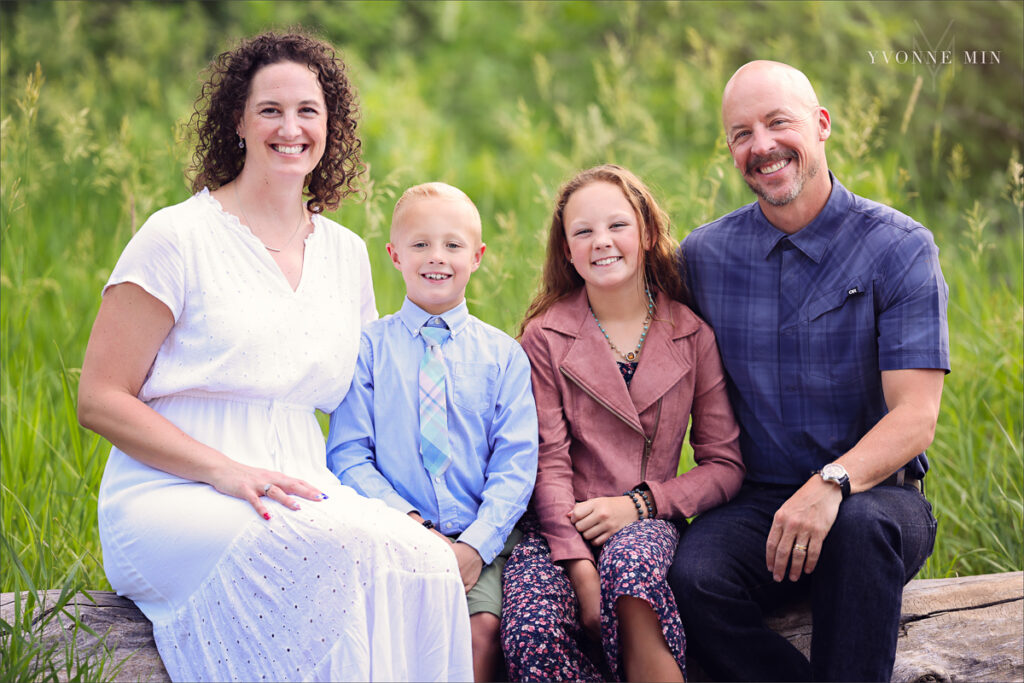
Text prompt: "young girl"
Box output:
[[500, 165, 745, 682]]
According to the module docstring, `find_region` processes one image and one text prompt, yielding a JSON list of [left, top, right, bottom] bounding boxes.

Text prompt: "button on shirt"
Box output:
[[327, 298, 538, 564], [680, 173, 949, 484]]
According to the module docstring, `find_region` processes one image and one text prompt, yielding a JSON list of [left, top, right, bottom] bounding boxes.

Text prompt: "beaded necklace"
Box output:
[[589, 288, 655, 362]]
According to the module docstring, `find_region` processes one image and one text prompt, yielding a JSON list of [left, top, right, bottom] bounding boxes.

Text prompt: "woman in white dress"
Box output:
[[77, 31, 472, 682]]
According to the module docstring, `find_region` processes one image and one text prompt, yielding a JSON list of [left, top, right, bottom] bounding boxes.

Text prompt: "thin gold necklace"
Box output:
[[590, 288, 655, 362], [234, 183, 307, 253]]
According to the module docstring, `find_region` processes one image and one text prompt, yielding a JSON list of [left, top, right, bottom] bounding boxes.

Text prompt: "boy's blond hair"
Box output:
[[391, 182, 482, 239]]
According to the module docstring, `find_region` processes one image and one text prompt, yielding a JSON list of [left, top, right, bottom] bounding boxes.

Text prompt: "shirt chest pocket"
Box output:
[[802, 282, 878, 385], [452, 362, 498, 413]]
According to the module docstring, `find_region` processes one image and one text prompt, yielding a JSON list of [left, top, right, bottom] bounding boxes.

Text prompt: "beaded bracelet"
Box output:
[[624, 490, 644, 519], [637, 488, 656, 519]]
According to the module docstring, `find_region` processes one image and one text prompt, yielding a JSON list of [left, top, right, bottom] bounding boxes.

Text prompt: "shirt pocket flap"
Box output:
[[806, 281, 865, 321], [453, 362, 498, 413]]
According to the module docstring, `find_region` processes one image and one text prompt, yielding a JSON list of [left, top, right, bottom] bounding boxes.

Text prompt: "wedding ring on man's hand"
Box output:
[[263, 483, 273, 495], [793, 544, 808, 552]]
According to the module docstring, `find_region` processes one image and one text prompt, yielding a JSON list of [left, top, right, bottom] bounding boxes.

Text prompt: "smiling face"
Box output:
[[387, 194, 485, 315], [563, 181, 646, 296], [722, 61, 832, 213], [236, 60, 327, 183]]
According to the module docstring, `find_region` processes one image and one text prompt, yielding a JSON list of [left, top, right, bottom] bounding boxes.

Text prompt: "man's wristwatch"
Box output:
[[818, 462, 851, 499]]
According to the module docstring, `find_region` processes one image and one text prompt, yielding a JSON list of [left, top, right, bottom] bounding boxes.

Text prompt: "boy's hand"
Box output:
[[407, 511, 455, 546], [564, 559, 602, 642], [452, 542, 483, 593], [569, 496, 640, 546]]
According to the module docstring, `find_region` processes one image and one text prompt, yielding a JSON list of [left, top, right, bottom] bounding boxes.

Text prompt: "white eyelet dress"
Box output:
[[96, 190, 472, 682]]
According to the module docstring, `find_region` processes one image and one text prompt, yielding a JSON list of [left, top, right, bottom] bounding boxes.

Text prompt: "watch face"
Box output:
[[820, 462, 851, 498], [821, 463, 846, 481]]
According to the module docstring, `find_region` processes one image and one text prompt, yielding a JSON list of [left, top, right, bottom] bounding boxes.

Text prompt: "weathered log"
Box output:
[[761, 571, 1024, 683], [1, 589, 168, 682], [2, 571, 1021, 682]]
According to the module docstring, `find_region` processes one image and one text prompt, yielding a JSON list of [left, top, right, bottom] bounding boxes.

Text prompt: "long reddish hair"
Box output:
[[520, 165, 688, 336]]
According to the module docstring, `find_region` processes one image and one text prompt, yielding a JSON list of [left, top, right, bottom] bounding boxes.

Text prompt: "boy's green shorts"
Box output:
[[460, 528, 523, 618]]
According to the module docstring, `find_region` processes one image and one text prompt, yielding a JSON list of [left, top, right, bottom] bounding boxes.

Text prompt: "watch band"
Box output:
[[835, 476, 851, 499]]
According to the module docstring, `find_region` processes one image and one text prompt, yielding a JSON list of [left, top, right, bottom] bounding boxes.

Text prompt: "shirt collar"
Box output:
[[398, 297, 469, 337], [753, 171, 852, 263]]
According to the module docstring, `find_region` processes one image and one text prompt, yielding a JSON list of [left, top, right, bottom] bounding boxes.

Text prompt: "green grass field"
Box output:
[[2, 1, 1022, 678]]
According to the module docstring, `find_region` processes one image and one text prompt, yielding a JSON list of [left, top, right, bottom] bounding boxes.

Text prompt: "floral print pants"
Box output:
[[500, 514, 686, 681]]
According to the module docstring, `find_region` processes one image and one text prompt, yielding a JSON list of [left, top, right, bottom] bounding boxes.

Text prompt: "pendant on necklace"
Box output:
[[589, 287, 656, 363]]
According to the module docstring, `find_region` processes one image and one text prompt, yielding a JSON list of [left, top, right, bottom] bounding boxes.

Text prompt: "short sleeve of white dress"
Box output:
[[105, 204, 187, 321]]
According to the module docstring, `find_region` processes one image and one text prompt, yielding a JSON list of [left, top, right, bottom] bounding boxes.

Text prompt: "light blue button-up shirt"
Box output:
[[327, 298, 538, 564]]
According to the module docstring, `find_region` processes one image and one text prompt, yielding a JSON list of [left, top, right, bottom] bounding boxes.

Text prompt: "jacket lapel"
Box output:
[[628, 292, 700, 415], [547, 289, 644, 434]]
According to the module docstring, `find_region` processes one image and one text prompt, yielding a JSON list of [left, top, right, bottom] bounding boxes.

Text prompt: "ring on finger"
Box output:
[[263, 483, 273, 495], [793, 543, 808, 552]]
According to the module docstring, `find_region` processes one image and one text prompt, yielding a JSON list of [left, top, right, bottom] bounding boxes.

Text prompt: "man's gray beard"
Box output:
[[747, 158, 820, 207]]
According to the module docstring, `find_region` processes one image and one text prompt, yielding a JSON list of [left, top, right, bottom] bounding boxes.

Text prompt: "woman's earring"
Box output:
[[238, 137, 245, 149]]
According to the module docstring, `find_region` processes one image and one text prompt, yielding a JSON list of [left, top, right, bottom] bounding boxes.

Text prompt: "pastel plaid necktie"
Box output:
[[419, 321, 452, 476]]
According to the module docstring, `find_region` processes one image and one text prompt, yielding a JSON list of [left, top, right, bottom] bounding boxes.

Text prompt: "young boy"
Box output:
[[327, 182, 538, 681]]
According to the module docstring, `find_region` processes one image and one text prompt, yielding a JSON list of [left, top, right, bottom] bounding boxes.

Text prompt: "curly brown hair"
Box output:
[[187, 30, 364, 213], [520, 164, 689, 337]]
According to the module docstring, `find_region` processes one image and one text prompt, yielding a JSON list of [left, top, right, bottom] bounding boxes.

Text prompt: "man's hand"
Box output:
[[452, 542, 484, 593], [563, 558, 602, 642], [765, 476, 842, 581], [569, 495, 641, 546]]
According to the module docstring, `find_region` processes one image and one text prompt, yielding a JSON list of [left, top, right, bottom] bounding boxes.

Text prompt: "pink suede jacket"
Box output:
[[520, 288, 745, 563]]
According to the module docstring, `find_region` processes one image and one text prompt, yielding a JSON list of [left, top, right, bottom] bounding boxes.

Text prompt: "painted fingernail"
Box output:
[[319, 493, 329, 500], [263, 512, 271, 520], [293, 504, 301, 510]]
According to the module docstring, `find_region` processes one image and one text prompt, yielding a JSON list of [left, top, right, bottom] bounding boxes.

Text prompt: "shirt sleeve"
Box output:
[[876, 227, 950, 373], [326, 333, 416, 513], [521, 324, 593, 564], [678, 237, 704, 320], [645, 322, 745, 518], [457, 342, 538, 565], [103, 209, 186, 320]]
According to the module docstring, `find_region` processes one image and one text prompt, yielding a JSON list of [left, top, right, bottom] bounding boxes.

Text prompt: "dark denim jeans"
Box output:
[[668, 482, 937, 682]]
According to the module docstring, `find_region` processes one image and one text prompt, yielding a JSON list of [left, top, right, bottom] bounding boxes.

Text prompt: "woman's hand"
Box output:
[[208, 461, 327, 520], [564, 558, 602, 642], [569, 495, 642, 546]]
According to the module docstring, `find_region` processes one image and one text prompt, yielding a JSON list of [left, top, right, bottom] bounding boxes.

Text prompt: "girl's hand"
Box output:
[[564, 559, 602, 642], [452, 542, 484, 593], [569, 496, 641, 546], [209, 462, 326, 520]]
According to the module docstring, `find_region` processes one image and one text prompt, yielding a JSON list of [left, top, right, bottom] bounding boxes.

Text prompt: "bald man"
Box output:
[[669, 61, 949, 681]]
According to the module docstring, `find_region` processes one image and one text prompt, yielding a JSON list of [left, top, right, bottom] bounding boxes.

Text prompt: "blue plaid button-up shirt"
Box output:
[[680, 174, 949, 485]]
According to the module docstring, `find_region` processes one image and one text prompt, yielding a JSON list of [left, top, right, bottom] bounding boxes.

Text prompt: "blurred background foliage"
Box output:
[[1, 0, 1021, 605]]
